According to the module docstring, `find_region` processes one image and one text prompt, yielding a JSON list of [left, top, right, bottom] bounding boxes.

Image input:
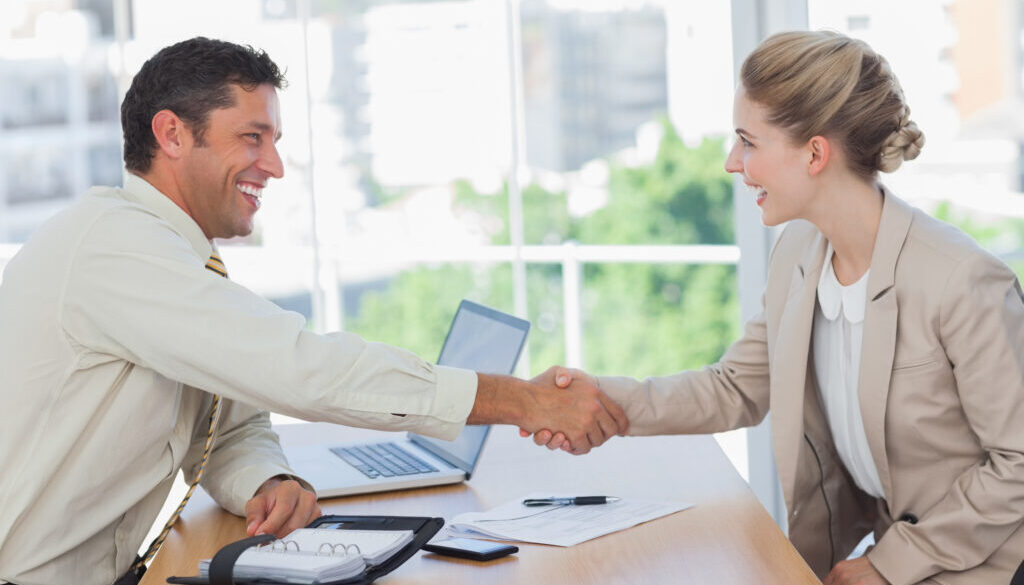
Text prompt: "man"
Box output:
[[0, 38, 627, 585]]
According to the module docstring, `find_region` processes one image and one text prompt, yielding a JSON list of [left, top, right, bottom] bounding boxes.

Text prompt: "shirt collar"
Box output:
[[121, 172, 213, 261], [817, 244, 869, 324]]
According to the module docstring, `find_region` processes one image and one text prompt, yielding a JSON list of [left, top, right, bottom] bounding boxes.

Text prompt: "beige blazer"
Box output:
[[600, 191, 1024, 585]]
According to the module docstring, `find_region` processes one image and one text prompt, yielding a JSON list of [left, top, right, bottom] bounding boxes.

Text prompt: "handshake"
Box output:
[[471, 366, 626, 455]]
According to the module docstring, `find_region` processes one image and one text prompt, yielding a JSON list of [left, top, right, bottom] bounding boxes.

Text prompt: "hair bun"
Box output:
[[878, 119, 925, 173]]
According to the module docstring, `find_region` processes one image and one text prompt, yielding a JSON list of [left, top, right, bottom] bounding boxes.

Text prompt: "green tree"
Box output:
[[576, 124, 733, 245]]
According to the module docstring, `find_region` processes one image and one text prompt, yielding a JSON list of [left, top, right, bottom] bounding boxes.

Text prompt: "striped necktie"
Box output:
[[132, 251, 227, 573]]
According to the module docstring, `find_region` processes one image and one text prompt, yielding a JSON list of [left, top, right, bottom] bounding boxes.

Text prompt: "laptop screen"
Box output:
[[408, 300, 530, 473]]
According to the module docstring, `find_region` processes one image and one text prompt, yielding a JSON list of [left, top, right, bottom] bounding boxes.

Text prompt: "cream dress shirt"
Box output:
[[812, 245, 884, 498], [0, 174, 477, 585]]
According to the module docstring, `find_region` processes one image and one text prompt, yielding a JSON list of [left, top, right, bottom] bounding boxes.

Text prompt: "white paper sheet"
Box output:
[[449, 492, 693, 546]]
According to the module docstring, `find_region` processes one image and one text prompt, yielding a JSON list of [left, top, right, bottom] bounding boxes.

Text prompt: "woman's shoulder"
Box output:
[[897, 200, 1016, 289], [902, 204, 998, 268]]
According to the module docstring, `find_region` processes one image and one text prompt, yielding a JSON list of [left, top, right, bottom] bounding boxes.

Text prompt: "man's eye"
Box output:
[[245, 133, 261, 142], [740, 137, 753, 147]]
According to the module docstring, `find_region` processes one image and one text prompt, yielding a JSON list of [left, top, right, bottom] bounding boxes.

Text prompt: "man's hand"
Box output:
[[525, 365, 627, 454], [469, 369, 628, 455], [823, 557, 889, 585], [245, 476, 321, 538], [519, 366, 607, 452]]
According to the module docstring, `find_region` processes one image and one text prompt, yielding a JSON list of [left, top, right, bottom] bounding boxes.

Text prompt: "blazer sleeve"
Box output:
[[868, 252, 1024, 584], [597, 306, 772, 436], [595, 223, 813, 435]]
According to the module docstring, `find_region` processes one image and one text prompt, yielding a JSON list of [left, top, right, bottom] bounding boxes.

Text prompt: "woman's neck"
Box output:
[[809, 178, 884, 286]]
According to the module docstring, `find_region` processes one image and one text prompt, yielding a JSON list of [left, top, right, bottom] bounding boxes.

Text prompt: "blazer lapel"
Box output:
[[857, 190, 914, 500], [772, 228, 828, 508]]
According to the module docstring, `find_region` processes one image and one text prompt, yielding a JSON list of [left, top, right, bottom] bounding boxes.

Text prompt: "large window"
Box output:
[[8, 0, 1023, 492], [807, 0, 1024, 275], [1, 0, 746, 467]]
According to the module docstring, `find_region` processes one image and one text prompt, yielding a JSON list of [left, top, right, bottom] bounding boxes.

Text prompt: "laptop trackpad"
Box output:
[[286, 445, 371, 486]]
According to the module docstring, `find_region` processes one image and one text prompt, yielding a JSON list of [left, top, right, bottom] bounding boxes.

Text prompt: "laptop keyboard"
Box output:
[[330, 442, 439, 479]]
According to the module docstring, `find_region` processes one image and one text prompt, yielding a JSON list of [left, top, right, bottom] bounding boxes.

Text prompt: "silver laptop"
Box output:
[[284, 299, 530, 498]]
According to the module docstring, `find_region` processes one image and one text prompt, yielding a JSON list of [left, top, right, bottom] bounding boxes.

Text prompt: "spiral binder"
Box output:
[[253, 537, 361, 557], [167, 515, 444, 585]]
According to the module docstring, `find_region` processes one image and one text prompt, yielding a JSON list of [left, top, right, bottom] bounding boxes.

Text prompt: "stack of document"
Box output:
[[450, 492, 692, 547], [198, 528, 413, 583]]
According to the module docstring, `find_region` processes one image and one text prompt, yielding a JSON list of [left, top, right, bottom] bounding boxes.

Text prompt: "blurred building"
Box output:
[[0, 1, 123, 242], [947, 0, 1024, 191], [520, 0, 668, 172], [808, 0, 1024, 210], [354, 0, 513, 188]]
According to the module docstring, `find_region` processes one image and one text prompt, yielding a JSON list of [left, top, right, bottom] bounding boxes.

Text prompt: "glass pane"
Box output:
[[525, 263, 566, 374], [807, 2, 1024, 271], [308, 0, 516, 330], [338, 261, 567, 378], [518, 0, 736, 246], [581, 263, 739, 378], [0, 4, 122, 243], [344, 262, 516, 363]]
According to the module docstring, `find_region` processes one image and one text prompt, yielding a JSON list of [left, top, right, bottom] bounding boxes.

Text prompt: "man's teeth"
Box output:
[[237, 184, 263, 199]]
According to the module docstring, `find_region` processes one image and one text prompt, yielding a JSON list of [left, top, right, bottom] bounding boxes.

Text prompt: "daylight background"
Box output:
[[4, 0, 1024, 541]]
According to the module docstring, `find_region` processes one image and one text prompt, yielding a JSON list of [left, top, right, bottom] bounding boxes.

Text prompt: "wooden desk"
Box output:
[[141, 423, 820, 585]]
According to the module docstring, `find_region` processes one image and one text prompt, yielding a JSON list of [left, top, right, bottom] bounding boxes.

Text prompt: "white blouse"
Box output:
[[812, 245, 885, 498]]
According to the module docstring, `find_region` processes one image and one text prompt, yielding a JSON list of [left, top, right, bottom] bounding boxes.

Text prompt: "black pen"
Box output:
[[522, 496, 621, 507]]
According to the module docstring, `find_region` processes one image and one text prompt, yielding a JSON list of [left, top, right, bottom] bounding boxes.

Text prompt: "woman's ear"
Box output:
[[807, 135, 831, 176], [151, 109, 189, 161]]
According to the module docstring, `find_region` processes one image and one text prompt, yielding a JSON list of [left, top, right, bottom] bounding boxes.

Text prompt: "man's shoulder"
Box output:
[[40, 185, 158, 229], [73, 185, 177, 231], [18, 185, 187, 266]]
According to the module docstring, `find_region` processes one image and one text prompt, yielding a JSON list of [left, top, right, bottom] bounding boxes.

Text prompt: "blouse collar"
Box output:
[[817, 244, 869, 324]]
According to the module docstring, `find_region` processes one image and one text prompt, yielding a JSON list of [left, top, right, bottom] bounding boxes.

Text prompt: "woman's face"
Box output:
[[724, 87, 816, 227]]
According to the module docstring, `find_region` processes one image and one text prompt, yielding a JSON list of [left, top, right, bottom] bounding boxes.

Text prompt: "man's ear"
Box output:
[[807, 135, 831, 176], [151, 110, 190, 161]]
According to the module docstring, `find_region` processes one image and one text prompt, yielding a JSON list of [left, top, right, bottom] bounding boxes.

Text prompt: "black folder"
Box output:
[[166, 515, 444, 585]]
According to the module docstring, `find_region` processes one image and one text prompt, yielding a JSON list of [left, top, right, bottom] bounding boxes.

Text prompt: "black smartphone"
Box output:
[[422, 537, 519, 561]]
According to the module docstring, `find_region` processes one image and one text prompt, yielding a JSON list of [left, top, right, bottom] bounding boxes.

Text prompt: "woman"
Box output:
[[528, 31, 1024, 585]]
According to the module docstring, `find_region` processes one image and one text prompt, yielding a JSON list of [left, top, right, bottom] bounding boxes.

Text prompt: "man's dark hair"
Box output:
[[121, 37, 286, 173]]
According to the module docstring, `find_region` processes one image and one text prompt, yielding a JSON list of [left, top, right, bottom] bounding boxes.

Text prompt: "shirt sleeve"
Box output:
[[867, 252, 1024, 585], [60, 206, 478, 442], [181, 393, 310, 516]]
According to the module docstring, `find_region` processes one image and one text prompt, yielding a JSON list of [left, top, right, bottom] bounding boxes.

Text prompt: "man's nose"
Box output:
[[260, 143, 284, 179]]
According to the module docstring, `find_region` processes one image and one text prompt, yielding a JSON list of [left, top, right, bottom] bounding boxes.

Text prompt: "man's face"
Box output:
[[180, 83, 283, 240]]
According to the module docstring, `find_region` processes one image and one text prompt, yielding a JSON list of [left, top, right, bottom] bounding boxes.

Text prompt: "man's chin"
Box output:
[[212, 223, 255, 241]]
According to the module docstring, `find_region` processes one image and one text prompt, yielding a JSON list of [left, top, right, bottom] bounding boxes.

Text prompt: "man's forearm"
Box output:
[[467, 373, 531, 426]]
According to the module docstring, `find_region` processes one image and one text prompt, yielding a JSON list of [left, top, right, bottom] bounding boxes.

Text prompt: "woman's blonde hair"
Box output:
[[740, 30, 925, 177]]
